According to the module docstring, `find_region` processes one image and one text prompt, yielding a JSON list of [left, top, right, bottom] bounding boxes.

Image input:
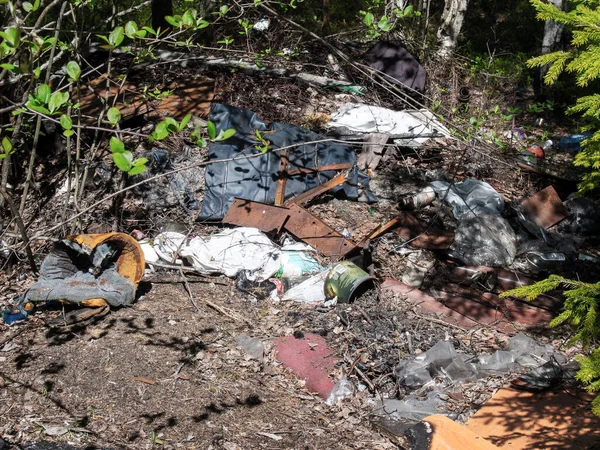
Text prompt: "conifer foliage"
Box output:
[[527, 0, 600, 192], [502, 276, 600, 415]]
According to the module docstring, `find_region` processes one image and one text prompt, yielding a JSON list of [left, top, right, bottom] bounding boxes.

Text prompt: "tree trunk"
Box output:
[[152, 0, 173, 32], [435, 0, 469, 59], [540, 0, 564, 77]]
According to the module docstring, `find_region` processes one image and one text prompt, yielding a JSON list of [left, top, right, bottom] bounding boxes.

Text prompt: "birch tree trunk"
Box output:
[[540, 0, 564, 78], [435, 0, 469, 59]]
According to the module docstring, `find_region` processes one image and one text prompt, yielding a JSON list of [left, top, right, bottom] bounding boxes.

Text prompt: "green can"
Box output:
[[324, 261, 377, 304]]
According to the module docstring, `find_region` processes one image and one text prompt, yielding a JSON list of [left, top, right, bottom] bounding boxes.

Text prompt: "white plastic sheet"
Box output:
[[329, 103, 451, 147]]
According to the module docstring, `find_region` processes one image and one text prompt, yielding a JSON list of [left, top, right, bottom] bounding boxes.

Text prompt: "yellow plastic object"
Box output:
[[69, 232, 146, 286]]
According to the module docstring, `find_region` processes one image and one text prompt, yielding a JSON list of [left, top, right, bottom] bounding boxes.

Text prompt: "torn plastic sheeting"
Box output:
[[328, 103, 450, 147], [281, 270, 328, 303], [24, 239, 137, 307], [449, 212, 516, 268], [200, 103, 376, 220], [132, 149, 202, 211], [430, 179, 504, 219], [373, 391, 446, 423]]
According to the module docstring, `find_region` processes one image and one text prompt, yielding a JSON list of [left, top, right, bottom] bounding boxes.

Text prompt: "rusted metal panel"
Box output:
[[395, 213, 454, 249], [521, 186, 568, 229], [223, 198, 290, 233], [274, 150, 289, 206], [284, 204, 357, 257]]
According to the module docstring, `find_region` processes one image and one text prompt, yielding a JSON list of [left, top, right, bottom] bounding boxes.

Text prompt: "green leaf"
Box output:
[[48, 91, 69, 113], [66, 61, 80, 81], [23, 2, 33, 12], [107, 107, 121, 125], [196, 20, 209, 30], [0, 63, 17, 71], [109, 137, 125, 153], [363, 12, 374, 27], [132, 157, 148, 167], [2, 136, 13, 154], [96, 34, 111, 45], [33, 66, 41, 79], [0, 27, 20, 47], [220, 128, 236, 141], [165, 16, 181, 27], [112, 152, 132, 172], [36, 84, 51, 104], [108, 26, 124, 47], [63, 129, 74, 137], [207, 121, 216, 140], [60, 114, 73, 130], [182, 10, 194, 27], [179, 114, 192, 130], [124, 21, 138, 39], [28, 103, 50, 115], [150, 121, 169, 141], [127, 164, 147, 176], [164, 117, 179, 132], [135, 29, 147, 39]]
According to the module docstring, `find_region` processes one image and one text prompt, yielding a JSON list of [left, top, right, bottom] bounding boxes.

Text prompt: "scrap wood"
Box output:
[[224, 199, 357, 257], [133, 377, 156, 385], [521, 185, 568, 230], [284, 171, 348, 206], [357, 133, 389, 171]]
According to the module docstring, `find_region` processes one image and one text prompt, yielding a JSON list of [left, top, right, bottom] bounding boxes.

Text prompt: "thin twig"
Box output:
[[0, 187, 38, 274], [179, 266, 201, 313], [344, 354, 375, 391]]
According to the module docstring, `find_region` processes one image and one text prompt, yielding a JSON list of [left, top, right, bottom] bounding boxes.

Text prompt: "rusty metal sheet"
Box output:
[[274, 150, 289, 206], [284, 204, 357, 257], [223, 198, 290, 233], [521, 186, 568, 230], [285, 172, 347, 206], [358, 216, 402, 247], [395, 213, 454, 249]]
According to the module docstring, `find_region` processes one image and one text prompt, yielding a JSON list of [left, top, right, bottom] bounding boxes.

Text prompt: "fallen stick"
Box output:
[[344, 354, 376, 392]]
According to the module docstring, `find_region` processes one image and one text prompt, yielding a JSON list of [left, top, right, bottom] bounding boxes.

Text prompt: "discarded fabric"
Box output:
[[329, 103, 450, 147], [24, 233, 145, 307], [363, 41, 427, 93], [200, 103, 376, 220]]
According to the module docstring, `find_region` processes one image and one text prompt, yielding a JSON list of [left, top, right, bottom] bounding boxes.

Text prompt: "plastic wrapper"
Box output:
[[430, 179, 504, 219], [326, 375, 354, 405], [449, 213, 516, 267]]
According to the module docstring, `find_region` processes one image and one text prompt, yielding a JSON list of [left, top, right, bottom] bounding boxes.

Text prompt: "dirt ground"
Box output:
[[1, 265, 540, 450]]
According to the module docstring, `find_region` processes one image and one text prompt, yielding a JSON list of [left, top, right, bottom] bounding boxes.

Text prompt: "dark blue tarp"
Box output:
[[199, 104, 376, 220]]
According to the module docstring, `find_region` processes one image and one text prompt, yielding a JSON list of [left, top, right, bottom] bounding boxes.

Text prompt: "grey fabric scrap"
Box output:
[[26, 243, 136, 307], [25, 267, 136, 307]]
